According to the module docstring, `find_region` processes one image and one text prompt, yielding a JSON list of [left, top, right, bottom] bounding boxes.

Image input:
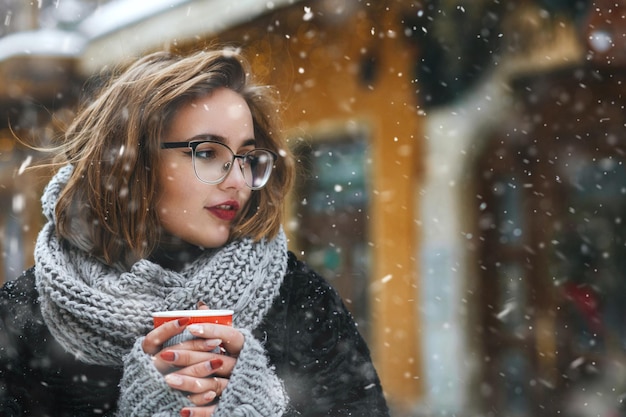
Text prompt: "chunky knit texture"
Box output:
[[34, 165, 289, 416]]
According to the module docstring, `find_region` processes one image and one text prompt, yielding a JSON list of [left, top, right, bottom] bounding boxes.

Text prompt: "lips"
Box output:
[[207, 200, 240, 221]]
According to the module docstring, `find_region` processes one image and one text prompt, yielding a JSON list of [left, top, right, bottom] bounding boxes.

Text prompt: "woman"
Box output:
[[0, 49, 389, 417]]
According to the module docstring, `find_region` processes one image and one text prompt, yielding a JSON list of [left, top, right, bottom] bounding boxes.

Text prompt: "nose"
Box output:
[[219, 158, 247, 189]]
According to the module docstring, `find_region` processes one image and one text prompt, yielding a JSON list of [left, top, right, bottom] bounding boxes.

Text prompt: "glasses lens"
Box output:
[[243, 150, 275, 189], [192, 142, 275, 188], [193, 141, 233, 183]]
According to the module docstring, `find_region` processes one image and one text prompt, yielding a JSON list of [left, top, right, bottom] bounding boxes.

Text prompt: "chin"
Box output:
[[201, 235, 230, 249]]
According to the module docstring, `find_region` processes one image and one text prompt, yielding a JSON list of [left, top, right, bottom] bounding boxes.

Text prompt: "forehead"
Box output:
[[168, 88, 254, 141]]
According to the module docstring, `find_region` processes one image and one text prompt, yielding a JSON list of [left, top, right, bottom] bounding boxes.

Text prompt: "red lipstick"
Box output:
[[207, 200, 240, 221]]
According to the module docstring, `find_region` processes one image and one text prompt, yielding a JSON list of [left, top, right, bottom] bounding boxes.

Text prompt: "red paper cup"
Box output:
[[152, 309, 233, 328]]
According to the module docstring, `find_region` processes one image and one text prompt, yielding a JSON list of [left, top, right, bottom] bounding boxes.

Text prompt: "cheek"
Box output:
[[156, 165, 193, 216], [238, 190, 255, 218], [155, 185, 175, 224], [160, 160, 186, 183], [242, 188, 253, 204], [155, 186, 199, 239]]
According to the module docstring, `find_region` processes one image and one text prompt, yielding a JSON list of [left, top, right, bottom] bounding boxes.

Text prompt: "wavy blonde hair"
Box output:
[[54, 48, 295, 268]]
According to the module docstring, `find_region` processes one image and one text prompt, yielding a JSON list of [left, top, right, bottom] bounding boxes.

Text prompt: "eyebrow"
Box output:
[[182, 134, 257, 147]]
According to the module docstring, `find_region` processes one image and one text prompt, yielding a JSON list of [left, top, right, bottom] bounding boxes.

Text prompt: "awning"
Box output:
[[0, 0, 304, 76]]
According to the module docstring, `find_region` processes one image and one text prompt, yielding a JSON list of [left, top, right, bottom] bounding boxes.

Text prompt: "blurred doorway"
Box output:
[[292, 128, 371, 339]]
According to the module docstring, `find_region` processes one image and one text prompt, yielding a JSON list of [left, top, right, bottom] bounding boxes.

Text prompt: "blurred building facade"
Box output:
[[0, 1, 625, 417], [0, 0, 423, 415]]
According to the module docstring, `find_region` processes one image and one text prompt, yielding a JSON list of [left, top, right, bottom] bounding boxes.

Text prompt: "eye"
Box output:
[[195, 148, 217, 160], [245, 152, 262, 164], [194, 142, 222, 160]]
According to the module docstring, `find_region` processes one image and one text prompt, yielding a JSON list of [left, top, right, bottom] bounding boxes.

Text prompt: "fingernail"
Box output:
[[204, 339, 222, 350], [180, 410, 191, 417], [197, 300, 207, 308], [209, 358, 223, 370], [203, 391, 217, 402], [165, 374, 183, 386], [177, 317, 190, 327], [187, 324, 204, 335], [160, 351, 177, 361]]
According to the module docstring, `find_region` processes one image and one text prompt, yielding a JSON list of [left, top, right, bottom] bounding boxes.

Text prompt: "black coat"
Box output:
[[0, 252, 389, 416]]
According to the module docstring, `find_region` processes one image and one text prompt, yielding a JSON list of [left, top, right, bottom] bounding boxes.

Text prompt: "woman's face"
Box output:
[[157, 87, 254, 249]]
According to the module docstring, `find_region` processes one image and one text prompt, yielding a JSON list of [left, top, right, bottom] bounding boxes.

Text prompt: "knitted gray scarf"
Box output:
[[34, 165, 289, 417]]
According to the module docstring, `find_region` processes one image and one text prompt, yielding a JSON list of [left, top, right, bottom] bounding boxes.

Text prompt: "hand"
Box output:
[[142, 315, 245, 416], [160, 324, 244, 400]]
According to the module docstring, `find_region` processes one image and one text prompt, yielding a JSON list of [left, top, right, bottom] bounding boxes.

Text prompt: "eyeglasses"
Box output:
[[161, 140, 277, 189]]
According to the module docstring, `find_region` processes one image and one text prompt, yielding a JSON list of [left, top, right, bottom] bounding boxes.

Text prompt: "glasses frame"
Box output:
[[161, 139, 278, 190]]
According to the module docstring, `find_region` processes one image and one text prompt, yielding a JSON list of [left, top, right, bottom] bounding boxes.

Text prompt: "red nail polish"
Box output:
[[160, 351, 176, 361], [180, 410, 191, 417], [177, 317, 190, 326], [210, 358, 223, 369]]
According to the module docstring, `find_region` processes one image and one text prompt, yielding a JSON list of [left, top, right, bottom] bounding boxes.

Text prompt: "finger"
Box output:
[[183, 378, 227, 406], [186, 389, 219, 407], [159, 350, 236, 378], [142, 317, 190, 355], [152, 354, 178, 375], [152, 341, 216, 376], [173, 337, 223, 353], [153, 347, 215, 376], [186, 324, 244, 356], [164, 374, 228, 396], [181, 404, 218, 417]]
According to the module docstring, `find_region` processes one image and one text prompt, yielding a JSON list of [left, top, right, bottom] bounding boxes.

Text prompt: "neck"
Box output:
[[149, 234, 206, 271]]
